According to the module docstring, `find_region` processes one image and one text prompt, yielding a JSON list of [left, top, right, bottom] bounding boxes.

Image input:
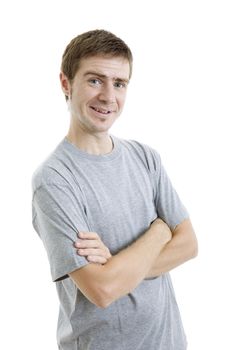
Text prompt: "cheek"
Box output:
[[82, 85, 98, 99], [118, 95, 127, 109], [72, 84, 96, 102], [71, 94, 89, 112]]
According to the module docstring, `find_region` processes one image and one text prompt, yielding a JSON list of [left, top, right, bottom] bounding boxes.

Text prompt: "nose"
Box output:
[[98, 82, 116, 103]]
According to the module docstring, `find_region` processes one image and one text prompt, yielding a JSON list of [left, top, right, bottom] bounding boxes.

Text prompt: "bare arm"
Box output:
[[76, 218, 198, 280], [69, 219, 171, 308], [146, 218, 198, 278]]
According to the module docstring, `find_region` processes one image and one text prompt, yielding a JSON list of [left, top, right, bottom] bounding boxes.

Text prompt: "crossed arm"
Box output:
[[69, 218, 198, 308]]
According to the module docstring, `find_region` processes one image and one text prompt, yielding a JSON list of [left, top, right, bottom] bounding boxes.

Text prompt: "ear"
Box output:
[[59, 72, 71, 98]]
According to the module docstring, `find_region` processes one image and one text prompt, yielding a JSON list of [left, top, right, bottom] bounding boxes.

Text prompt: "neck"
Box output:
[[66, 127, 113, 155]]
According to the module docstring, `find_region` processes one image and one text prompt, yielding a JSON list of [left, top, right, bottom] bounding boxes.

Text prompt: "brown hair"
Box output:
[[61, 29, 133, 100]]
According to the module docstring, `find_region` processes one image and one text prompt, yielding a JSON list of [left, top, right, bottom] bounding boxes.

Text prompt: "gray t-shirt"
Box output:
[[32, 136, 189, 350]]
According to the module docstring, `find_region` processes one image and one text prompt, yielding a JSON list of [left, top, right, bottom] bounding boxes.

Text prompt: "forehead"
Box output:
[[76, 55, 130, 81]]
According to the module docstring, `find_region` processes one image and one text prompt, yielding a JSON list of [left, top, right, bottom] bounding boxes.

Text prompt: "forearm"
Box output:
[[70, 220, 170, 307], [146, 219, 198, 278], [102, 224, 167, 295]]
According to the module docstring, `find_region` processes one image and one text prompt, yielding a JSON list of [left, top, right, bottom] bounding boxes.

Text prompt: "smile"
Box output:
[[90, 106, 113, 115]]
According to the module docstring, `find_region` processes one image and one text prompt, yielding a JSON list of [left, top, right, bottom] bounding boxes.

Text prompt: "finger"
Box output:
[[87, 255, 108, 264], [78, 231, 100, 240], [75, 239, 100, 249], [105, 249, 112, 259], [77, 248, 105, 257]]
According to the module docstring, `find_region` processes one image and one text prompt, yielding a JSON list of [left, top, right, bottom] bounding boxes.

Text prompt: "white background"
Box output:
[[0, 1, 232, 349]]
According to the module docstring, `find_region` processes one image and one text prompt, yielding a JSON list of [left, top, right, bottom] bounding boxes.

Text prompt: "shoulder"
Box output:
[[31, 139, 74, 193], [116, 137, 162, 173]]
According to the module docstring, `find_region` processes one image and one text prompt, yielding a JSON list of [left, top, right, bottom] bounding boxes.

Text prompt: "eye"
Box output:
[[89, 78, 102, 86], [114, 81, 127, 89]]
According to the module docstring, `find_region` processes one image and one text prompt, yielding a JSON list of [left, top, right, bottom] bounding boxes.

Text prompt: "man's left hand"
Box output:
[[74, 231, 112, 264]]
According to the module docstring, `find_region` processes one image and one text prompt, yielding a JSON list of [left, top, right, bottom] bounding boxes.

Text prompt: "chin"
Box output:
[[90, 119, 116, 133], [92, 125, 112, 134]]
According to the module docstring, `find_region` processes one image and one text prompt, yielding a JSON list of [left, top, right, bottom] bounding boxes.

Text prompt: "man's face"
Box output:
[[61, 55, 130, 135]]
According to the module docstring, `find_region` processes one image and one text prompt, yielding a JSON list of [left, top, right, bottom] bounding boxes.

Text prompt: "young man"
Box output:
[[32, 29, 198, 350]]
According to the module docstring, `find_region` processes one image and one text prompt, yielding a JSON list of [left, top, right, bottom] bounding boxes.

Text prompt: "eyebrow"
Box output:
[[83, 71, 129, 84]]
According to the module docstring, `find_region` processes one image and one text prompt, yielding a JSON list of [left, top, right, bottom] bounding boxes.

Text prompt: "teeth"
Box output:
[[92, 107, 111, 114]]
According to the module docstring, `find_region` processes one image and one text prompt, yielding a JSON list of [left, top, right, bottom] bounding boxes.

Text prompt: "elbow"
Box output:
[[91, 284, 116, 309], [69, 265, 118, 309], [73, 284, 114, 309]]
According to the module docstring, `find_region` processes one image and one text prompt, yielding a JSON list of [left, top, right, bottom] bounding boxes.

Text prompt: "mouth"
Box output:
[[90, 106, 114, 115]]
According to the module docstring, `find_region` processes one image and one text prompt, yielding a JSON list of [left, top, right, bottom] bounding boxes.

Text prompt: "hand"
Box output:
[[74, 231, 112, 264], [150, 218, 172, 245]]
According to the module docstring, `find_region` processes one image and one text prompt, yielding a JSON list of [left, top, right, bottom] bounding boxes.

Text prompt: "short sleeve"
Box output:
[[32, 184, 90, 282], [154, 152, 189, 230]]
